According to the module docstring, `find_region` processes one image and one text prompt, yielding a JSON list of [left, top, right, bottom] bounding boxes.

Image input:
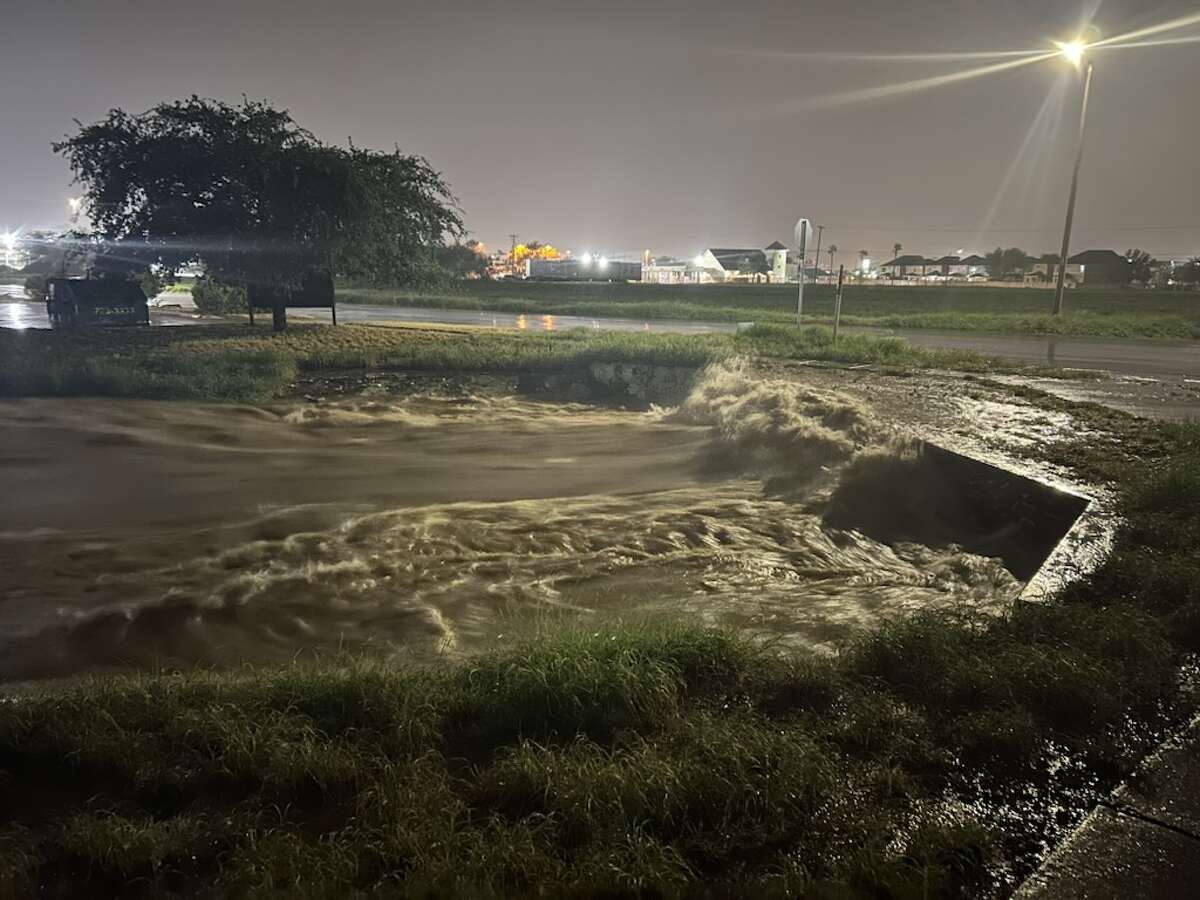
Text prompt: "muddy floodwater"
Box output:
[[0, 364, 1024, 682]]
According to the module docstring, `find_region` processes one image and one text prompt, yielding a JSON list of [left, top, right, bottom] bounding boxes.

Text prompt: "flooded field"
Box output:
[[0, 364, 1028, 682]]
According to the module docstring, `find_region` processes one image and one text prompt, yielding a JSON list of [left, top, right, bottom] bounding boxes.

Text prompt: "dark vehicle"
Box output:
[[46, 278, 150, 328], [246, 269, 336, 330]]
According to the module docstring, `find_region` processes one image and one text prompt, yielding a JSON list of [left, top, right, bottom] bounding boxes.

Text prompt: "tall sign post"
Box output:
[[794, 218, 813, 326]]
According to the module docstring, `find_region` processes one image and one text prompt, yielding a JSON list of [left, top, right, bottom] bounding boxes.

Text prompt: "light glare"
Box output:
[[1056, 40, 1087, 65]]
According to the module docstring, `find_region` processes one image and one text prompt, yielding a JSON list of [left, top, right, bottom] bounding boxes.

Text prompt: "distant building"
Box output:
[[1068, 249, 1132, 286], [641, 242, 823, 285], [929, 255, 988, 279], [527, 257, 641, 281], [1031, 250, 1130, 286], [878, 255, 934, 279], [642, 257, 691, 284], [696, 248, 772, 283], [764, 241, 789, 282], [958, 255, 990, 277]]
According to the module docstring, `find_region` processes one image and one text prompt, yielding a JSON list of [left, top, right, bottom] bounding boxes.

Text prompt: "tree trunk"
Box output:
[[272, 304, 287, 332]]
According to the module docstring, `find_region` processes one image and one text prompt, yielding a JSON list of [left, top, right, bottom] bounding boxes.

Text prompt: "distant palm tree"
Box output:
[[827, 244, 838, 283], [891, 242, 903, 284], [858, 249, 869, 281]]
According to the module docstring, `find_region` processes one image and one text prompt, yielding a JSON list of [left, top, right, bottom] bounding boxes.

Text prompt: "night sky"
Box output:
[[2, 0, 1198, 265]]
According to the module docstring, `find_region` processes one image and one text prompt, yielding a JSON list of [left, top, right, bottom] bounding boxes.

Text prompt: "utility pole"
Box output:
[[1053, 59, 1095, 316], [795, 219, 811, 327], [832, 265, 846, 343], [812, 225, 825, 286], [508, 233, 519, 278]]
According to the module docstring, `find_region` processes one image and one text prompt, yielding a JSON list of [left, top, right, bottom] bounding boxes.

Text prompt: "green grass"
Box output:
[[3, 420, 1199, 896], [0, 321, 1068, 403], [340, 280, 1200, 340], [2, 320, 1194, 895]]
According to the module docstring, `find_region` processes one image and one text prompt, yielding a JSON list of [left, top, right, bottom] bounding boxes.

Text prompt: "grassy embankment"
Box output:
[[341, 280, 1200, 340], [2, 404, 1198, 896], [0, 320, 1068, 403], [1, 321, 1194, 895]]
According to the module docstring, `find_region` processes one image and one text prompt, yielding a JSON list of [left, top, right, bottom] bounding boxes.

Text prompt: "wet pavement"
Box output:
[[4, 286, 1198, 418], [855, 326, 1200, 379], [1015, 716, 1200, 899], [295, 302, 742, 335]]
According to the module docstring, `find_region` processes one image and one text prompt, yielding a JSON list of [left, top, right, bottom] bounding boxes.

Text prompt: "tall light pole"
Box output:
[[1053, 41, 1094, 316]]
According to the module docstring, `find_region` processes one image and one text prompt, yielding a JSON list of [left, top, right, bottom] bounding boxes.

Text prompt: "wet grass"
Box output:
[[0, 321, 1067, 403], [342, 281, 1200, 340], [3, 417, 1199, 897]]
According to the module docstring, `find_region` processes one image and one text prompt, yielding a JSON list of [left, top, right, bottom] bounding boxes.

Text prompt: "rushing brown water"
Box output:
[[0, 364, 1021, 681]]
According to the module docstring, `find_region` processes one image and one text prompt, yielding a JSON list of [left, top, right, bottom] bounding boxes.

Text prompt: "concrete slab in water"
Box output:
[[822, 442, 1090, 583]]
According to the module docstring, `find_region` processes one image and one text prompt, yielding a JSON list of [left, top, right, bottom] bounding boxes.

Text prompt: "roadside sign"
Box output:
[[794, 219, 813, 249]]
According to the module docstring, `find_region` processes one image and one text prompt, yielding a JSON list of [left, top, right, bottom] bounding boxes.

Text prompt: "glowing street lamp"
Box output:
[[0, 229, 18, 268], [580, 252, 593, 266], [1056, 39, 1087, 66], [1052, 39, 1094, 316]]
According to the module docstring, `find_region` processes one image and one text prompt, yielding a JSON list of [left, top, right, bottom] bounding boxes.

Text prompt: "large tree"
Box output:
[[985, 247, 1033, 279], [436, 240, 489, 278], [54, 97, 464, 316], [1125, 248, 1157, 284]]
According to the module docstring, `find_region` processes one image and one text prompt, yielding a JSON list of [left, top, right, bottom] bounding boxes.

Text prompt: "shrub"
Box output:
[[191, 277, 247, 315], [23, 274, 48, 302]]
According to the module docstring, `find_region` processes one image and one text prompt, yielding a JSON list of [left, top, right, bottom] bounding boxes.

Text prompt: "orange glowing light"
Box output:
[[510, 242, 562, 265], [515, 314, 527, 330]]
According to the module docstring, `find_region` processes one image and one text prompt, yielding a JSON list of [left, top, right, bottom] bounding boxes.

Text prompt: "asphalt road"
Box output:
[[3, 287, 1197, 380]]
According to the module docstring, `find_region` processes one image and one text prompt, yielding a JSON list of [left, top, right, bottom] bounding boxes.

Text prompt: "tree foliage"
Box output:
[[53, 97, 464, 290], [511, 241, 561, 265], [1125, 249, 1157, 284], [191, 276, 248, 314], [985, 247, 1033, 278], [436, 240, 489, 278]]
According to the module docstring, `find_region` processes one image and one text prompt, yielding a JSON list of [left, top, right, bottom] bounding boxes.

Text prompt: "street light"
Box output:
[[1052, 39, 1094, 316], [1056, 39, 1087, 66], [0, 229, 17, 268]]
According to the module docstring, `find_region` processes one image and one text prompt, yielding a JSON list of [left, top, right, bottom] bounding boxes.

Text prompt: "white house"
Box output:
[[695, 248, 772, 283]]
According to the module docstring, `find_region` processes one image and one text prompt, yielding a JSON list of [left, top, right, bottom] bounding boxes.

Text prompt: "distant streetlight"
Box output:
[[1052, 40, 1094, 316], [598, 256, 609, 271], [1, 229, 18, 268], [581, 252, 593, 266]]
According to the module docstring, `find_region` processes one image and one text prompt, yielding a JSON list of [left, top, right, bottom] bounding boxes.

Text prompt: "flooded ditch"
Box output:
[[0, 362, 1091, 682]]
